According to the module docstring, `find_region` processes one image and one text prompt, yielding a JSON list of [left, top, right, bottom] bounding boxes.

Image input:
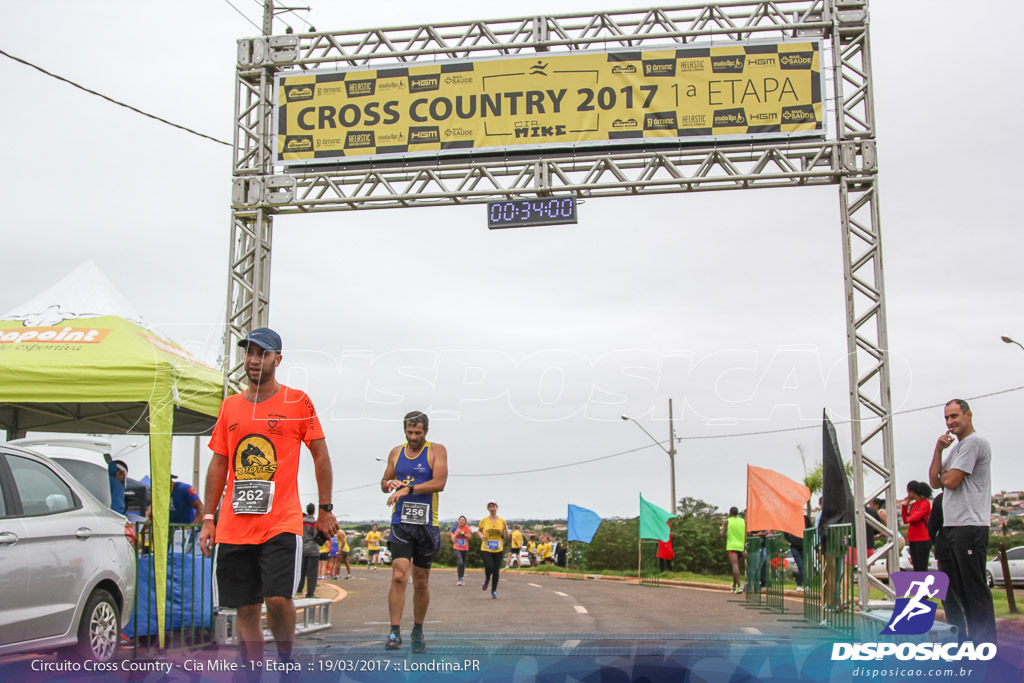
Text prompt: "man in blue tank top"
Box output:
[[380, 411, 449, 654]]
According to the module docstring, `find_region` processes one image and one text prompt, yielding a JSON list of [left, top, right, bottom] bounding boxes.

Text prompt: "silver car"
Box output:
[[987, 545, 1024, 587], [0, 444, 136, 662]]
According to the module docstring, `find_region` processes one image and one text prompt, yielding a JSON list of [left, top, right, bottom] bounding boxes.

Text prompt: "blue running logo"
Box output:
[[881, 571, 948, 635]]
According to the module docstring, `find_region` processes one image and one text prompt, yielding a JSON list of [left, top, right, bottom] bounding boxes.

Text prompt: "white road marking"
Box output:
[[365, 620, 441, 625], [562, 639, 581, 648], [573, 605, 588, 614], [528, 582, 543, 588], [554, 591, 569, 597], [740, 627, 762, 635]]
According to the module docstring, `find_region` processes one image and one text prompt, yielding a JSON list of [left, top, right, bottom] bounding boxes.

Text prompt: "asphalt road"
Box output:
[[311, 566, 815, 643]]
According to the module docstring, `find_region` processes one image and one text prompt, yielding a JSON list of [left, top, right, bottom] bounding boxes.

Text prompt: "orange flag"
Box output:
[[745, 465, 811, 537]]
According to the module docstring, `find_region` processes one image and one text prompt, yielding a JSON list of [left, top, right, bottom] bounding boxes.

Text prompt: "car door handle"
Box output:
[[0, 532, 18, 545], [76, 528, 94, 540]]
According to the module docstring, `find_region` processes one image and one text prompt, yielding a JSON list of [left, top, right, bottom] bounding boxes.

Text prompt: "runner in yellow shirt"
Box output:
[[539, 538, 553, 564], [318, 537, 331, 580], [337, 530, 352, 579], [368, 524, 385, 573], [478, 500, 508, 598], [508, 524, 525, 568]]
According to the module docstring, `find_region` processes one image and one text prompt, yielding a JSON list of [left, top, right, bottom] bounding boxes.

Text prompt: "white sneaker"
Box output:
[[796, 586, 804, 592]]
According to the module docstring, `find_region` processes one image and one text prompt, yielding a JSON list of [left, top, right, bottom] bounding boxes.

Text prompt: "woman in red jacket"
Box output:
[[901, 480, 933, 571]]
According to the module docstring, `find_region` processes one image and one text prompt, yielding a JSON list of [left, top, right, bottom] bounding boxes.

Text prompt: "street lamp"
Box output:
[[1001, 335, 1024, 353], [621, 398, 677, 515]]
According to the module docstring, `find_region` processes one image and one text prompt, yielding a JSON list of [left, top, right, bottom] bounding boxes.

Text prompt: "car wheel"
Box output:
[[74, 589, 120, 663], [986, 570, 994, 588]]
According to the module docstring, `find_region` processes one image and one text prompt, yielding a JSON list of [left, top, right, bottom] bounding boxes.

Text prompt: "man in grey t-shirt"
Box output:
[[928, 398, 995, 643]]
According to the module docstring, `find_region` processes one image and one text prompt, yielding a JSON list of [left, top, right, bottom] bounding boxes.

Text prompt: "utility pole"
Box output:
[[668, 398, 677, 515], [263, 0, 274, 36], [621, 399, 678, 515]]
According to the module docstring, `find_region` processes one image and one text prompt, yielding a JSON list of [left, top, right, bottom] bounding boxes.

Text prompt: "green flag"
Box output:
[[639, 494, 674, 541]]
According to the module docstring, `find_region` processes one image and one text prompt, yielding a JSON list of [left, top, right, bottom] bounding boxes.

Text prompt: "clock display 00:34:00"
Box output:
[[488, 198, 577, 227]]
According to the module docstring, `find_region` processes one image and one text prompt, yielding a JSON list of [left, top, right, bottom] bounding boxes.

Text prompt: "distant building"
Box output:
[[991, 491, 1024, 534]]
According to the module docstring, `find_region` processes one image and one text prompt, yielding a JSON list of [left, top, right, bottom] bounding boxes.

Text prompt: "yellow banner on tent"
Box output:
[[275, 41, 823, 165]]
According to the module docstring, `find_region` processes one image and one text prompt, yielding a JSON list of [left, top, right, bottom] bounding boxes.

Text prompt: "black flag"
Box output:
[[817, 410, 854, 540]]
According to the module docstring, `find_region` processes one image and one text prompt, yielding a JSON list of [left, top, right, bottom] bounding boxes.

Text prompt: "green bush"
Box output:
[[577, 497, 732, 574]]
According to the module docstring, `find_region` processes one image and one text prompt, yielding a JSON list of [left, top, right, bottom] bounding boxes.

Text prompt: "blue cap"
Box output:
[[238, 327, 282, 352]]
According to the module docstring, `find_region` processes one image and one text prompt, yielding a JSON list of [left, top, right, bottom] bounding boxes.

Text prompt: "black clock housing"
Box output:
[[487, 197, 577, 229]]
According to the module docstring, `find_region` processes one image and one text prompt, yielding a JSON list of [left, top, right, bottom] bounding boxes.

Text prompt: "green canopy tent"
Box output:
[[0, 261, 225, 648]]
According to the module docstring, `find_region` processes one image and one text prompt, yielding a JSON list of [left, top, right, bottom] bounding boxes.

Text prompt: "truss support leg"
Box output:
[[224, 208, 274, 390], [838, 175, 898, 608]]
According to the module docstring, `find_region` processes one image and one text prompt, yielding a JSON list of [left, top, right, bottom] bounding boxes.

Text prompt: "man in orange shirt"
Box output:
[[199, 328, 338, 675]]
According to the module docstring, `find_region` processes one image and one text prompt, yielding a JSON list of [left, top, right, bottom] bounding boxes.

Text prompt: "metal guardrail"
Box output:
[[129, 522, 214, 656], [802, 523, 853, 636], [566, 542, 585, 580], [803, 526, 821, 624], [764, 533, 786, 614], [745, 535, 763, 606], [639, 539, 660, 587]]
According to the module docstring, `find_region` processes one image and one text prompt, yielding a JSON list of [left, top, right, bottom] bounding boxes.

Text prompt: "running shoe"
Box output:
[[492, 591, 497, 599], [411, 633, 427, 654], [482, 579, 488, 591], [345, 574, 352, 580], [457, 579, 464, 586], [385, 632, 402, 651]]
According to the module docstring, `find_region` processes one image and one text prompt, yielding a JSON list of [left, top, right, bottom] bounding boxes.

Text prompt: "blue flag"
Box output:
[[567, 504, 603, 543]]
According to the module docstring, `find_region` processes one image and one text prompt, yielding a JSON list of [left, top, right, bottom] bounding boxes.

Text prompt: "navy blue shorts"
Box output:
[[388, 523, 441, 569]]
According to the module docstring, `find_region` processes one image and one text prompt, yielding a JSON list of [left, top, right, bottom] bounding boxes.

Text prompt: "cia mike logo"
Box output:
[[882, 571, 948, 635]]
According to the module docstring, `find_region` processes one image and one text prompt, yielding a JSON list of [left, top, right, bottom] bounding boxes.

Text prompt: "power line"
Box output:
[[223, 0, 262, 32], [247, 0, 308, 32], [450, 442, 661, 478], [676, 384, 1024, 441], [311, 384, 1024, 492], [0, 48, 231, 148]]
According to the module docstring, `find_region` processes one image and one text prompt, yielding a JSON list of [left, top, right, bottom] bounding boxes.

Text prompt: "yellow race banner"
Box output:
[[275, 41, 823, 165]]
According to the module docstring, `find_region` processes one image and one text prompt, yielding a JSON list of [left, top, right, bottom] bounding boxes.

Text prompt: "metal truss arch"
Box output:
[[227, 0, 896, 615]]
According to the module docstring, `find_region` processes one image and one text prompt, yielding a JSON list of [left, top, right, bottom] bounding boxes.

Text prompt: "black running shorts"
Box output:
[[214, 532, 301, 607], [388, 523, 441, 569]]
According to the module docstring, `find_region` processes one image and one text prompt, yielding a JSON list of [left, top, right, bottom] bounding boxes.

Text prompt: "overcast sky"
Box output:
[[2, 1, 1021, 524]]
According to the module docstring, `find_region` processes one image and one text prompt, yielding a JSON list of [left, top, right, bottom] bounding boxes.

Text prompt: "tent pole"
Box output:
[[6, 409, 26, 440], [193, 436, 201, 489]]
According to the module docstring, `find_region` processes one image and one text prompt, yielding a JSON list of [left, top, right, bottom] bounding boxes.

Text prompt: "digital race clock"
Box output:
[[487, 197, 578, 229]]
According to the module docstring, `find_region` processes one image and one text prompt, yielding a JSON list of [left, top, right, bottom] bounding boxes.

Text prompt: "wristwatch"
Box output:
[[406, 484, 415, 495], [319, 503, 334, 512]]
